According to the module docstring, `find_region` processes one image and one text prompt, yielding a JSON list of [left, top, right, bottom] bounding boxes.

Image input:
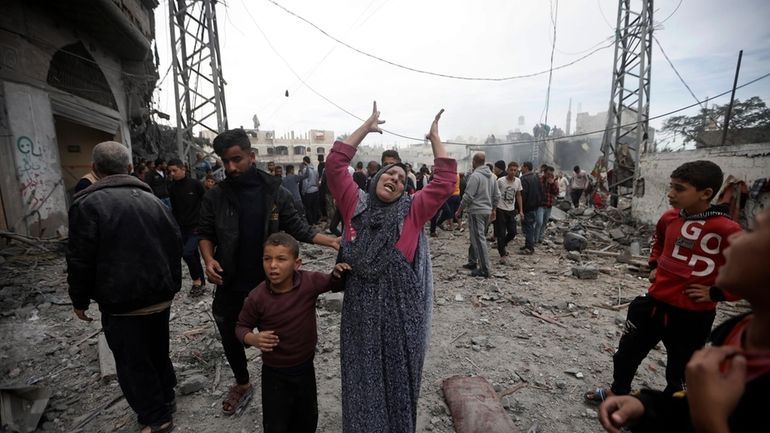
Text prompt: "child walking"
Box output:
[[235, 233, 348, 433], [586, 160, 742, 403]]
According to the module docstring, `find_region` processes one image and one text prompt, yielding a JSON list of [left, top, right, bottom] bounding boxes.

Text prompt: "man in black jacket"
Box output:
[[67, 141, 182, 433], [146, 158, 171, 208], [198, 128, 339, 416], [168, 158, 206, 297], [519, 161, 543, 255]]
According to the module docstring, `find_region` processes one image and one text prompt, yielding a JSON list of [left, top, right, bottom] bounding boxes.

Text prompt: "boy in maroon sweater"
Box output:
[[586, 160, 742, 403], [236, 233, 349, 433]]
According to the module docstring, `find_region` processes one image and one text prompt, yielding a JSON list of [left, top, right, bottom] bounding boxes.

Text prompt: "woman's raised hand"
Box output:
[[427, 109, 444, 144], [365, 101, 386, 134]]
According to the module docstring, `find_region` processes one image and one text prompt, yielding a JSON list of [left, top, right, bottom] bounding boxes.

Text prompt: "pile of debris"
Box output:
[[547, 200, 653, 282]]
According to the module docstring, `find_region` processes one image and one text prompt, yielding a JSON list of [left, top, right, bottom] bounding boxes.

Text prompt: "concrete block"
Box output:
[[572, 266, 599, 280], [320, 292, 344, 313]]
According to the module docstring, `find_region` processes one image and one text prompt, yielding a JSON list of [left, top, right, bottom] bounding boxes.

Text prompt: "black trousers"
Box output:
[[262, 361, 318, 433], [102, 308, 176, 426], [611, 296, 715, 396], [570, 189, 584, 207], [302, 191, 321, 225], [181, 229, 204, 283], [213, 289, 251, 385], [493, 208, 517, 256]]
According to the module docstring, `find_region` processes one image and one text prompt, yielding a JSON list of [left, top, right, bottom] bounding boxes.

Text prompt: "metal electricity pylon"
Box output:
[[601, 0, 653, 204], [168, 0, 228, 162]]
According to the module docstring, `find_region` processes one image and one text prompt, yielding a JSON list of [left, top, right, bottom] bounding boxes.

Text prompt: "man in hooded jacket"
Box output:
[[456, 152, 499, 278]]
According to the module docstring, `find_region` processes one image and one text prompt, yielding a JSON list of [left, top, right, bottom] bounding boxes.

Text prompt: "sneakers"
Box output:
[[517, 248, 534, 255], [461, 263, 477, 270], [190, 283, 206, 298], [430, 232, 438, 238]]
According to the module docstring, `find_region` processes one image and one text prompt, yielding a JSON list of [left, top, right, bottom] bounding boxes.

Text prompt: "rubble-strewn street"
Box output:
[[0, 206, 750, 433]]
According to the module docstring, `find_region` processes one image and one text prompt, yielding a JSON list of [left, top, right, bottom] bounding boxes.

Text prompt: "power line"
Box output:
[[264, 0, 614, 82], [652, 34, 722, 128], [658, 0, 684, 24], [542, 0, 560, 128]]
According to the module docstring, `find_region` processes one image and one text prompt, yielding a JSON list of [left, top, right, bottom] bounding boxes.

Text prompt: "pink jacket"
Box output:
[[326, 141, 457, 262]]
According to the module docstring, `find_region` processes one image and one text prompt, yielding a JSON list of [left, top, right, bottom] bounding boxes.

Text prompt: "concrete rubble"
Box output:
[[0, 204, 750, 433]]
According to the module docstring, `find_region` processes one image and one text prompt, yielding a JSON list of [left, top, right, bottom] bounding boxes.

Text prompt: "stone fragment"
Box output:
[[582, 208, 595, 217], [572, 266, 599, 280], [454, 294, 464, 302], [609, 228, 626, 240], [549, 207, 567, 222], [564, 232, 588, 252], [556, 200, 572, 211], [179, 374, 207, 395], [320, 292, 344, 313], [566, 251, 581, 262]]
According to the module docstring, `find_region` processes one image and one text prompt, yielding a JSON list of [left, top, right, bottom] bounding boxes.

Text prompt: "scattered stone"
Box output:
[[454, 294, 464, 302], [550, 207, 568, 221], [575, 372, 584, 379], [572, 266, 599, 280], [629, 240, 642, 256], [179, 374, 207, 395], [582, 208, 595, 217], [566, 251, 581, 262], [471, 336, 488, 346], [320, 292, 344, 313], [563, 232, 588, 252], [585, 408, 597, 418], [556, 200, 572, 211], [608, 228, 626, 240], [8, 367, 21, 378]]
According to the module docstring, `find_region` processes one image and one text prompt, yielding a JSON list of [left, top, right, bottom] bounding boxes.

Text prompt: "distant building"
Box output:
[[243, 129, 335, 169]]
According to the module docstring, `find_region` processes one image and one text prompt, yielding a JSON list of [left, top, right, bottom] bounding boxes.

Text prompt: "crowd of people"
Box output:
[[64, 103, 765, 433]]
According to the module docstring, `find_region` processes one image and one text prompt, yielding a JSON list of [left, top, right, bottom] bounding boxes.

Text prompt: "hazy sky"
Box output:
[[152, 0, 770, 149]]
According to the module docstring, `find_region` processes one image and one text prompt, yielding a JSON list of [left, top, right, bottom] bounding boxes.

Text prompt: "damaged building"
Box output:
[[0, 0, 159, 238]]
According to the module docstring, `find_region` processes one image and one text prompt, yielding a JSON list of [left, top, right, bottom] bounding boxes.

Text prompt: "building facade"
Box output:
[[0, 0, 159, 237]]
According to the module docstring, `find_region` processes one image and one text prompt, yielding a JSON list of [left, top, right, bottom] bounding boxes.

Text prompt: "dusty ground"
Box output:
[[0, 207, 749, 433]]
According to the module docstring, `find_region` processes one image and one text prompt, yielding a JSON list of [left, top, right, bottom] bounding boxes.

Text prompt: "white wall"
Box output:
[[4, 81, 69, 237], [632, 143, 770, 224]]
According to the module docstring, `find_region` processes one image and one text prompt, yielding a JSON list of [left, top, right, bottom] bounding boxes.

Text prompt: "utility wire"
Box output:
[[658, 0, 684, 25], [542, 0, 560, 128], [264, 0, 614, 81], [652, 34, 722, 128]]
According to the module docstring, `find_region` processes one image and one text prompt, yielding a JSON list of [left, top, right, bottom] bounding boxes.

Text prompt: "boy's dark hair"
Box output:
[[285, 164, 295, 174], [213, 129, 251, 157], [381, 149, 401, 164], [356, 161, 363, 169], [670, 160, 723, 200], [573, 165, 580, 173], [522, 161, 533, 170], [155, 158, 165, 166], [507, 161, 519, 168], [494, 160, 506, 172], [167, 158, 184, 169], [264, 232, 300, 258], [318, 154, 324, 162], [303, 156, 311, 164]]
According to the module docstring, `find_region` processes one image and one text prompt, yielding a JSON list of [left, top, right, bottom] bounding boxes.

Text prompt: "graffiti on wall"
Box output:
[[15, 135, 63, 225]]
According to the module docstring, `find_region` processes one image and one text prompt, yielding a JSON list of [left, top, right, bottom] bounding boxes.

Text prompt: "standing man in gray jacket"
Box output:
[[456, 152, 499, 278]]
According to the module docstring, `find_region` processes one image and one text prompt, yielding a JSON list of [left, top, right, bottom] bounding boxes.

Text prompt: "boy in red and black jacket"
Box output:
[[586, 160, 742, 403]]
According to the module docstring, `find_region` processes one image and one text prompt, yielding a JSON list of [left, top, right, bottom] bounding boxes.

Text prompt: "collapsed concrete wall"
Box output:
[[632, 143, 770, 225]]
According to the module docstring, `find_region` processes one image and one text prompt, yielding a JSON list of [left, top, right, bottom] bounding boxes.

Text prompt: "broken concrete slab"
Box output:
[[608, 228, 626, 240], [549, 207, 567, 222], [0, 386, 51, 433], [572, 266, 599, 280]]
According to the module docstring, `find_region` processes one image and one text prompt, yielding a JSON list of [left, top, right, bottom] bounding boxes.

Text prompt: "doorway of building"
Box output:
[[54, 115, 115, 200]]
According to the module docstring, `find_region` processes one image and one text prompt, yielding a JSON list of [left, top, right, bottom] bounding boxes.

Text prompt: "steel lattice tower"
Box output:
[[601, 0, 653, 202], [168, 0, 228, 162]]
